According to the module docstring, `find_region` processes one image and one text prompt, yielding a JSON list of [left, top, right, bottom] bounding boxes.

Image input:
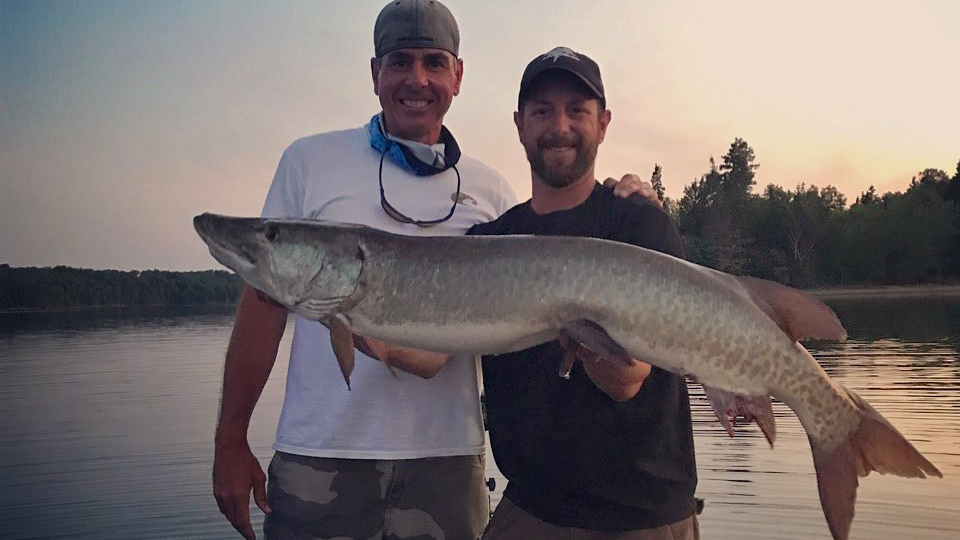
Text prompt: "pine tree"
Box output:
[[650, 163, 665, 203]]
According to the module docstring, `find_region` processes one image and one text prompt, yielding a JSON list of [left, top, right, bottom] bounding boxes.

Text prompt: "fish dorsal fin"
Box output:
[[736, 276, 847, 342]]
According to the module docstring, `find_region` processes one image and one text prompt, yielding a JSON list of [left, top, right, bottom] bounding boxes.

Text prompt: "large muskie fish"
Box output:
[[193, 213, 940, 540]]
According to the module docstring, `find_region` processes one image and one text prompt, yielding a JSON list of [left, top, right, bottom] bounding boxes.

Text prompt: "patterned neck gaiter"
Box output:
[[368, 113, 462, 176]]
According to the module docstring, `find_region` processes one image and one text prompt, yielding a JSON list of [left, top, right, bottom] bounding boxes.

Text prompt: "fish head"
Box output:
[[193, 213, 364, 318]]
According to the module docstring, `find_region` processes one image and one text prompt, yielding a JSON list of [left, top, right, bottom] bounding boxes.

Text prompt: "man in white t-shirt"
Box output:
[[212, 2, 656, 539]]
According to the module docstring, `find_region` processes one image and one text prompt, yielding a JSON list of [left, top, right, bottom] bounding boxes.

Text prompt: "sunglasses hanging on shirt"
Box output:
[[379, 146, 461, 227], [369, 114, 463, 227]]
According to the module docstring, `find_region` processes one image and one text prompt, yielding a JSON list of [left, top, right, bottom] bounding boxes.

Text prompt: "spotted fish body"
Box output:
[[194, 213, 941, 540]]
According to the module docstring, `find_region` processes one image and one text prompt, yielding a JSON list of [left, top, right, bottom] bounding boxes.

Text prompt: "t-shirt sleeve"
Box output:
[[466, 202, 523, 237], [261, 148, 305, 219], [466, 219, 501, 236], [614, 195, 685, 259]]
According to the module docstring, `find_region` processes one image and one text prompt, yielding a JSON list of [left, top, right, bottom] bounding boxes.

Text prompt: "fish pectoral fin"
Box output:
[[561, 319, 634, 367], [349, 333, 400, 380], [702, 385, 777, 446], [736, 276, 847, 342], [326, 313, 355, 390]]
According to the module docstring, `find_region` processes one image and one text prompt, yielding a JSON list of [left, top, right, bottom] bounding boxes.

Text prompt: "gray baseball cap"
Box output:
[[374, 0, 460, 58]]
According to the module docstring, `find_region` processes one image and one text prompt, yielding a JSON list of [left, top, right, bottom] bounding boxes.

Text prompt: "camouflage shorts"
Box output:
[[264, 451, 489, 540]]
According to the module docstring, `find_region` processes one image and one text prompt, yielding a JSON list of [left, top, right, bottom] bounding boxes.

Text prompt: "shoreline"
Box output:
[[806, 284, 960, 299], [0, 302, 237, 315], [3, 285, 960, 314]]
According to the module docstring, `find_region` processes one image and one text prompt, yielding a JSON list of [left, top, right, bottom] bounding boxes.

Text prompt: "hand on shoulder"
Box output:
[[603, 174, 662, 208]]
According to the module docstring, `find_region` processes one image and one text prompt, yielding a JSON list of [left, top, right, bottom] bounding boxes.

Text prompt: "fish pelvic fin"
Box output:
[[560, 319, 634, 366], [327, 313, 355, 390], [810, 387, 942, 540], [557, 346, 577, 379], [702, 385, 776, 446], [736, 276, 847, 342]]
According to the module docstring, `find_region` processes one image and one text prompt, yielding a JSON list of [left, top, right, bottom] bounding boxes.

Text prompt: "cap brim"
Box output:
[[520, 65, 603, 102]]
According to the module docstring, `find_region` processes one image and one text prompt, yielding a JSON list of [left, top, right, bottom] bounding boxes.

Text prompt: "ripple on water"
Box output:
[[1, 305, 958, 540]]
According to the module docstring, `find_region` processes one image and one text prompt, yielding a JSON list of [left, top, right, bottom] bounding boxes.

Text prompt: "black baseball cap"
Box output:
[[374, 0, 460, 58], [518, 47, 605, 108]]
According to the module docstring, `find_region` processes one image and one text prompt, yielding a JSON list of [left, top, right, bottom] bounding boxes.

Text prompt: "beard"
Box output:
[[525, 131, 598, 188]]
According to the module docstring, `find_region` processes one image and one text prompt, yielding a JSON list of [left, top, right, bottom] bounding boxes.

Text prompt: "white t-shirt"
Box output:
[[261, 123, 517, 459]]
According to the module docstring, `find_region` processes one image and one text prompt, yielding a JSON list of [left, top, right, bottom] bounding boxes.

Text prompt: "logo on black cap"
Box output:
[[541, 47, 581, 63]]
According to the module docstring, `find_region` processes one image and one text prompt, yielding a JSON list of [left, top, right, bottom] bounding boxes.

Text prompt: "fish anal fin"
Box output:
[[703, 385, 777, 446], [561, 318, 634, 367], [737, 276, 847, 342], [327, 313, 355, 390], [703, 385, 737, 438], [811, 388, 942, 540]]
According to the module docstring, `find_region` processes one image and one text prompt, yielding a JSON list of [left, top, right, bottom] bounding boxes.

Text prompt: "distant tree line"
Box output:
[[0, 265, 243, 311], [4, 143, 959, 311], [653, 139, 960, 287]]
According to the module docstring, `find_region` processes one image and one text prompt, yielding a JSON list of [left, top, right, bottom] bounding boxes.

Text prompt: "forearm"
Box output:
[[353, 335, 452, 379], [386, 346, 452, 378], [584, 359, 652, 402], [215, 287, 288, 448]]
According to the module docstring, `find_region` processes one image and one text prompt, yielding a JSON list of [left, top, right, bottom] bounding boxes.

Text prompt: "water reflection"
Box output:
[[0, 304, 290, 540], [825, 295, 960, 347], [0, 296, 958, 540], [0, 304, 238, 336], [686, 294, 960, 540]]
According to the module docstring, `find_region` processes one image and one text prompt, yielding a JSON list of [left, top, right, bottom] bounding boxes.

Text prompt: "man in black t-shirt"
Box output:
[[469, 47, 699, 539]]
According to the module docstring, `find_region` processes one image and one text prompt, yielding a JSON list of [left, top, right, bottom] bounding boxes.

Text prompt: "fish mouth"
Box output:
[[211, 241, 258, 273], [194, 213, 259, 271]]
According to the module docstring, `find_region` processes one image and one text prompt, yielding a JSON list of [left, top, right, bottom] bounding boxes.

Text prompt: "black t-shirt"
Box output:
[[467, 183, 697, 530]]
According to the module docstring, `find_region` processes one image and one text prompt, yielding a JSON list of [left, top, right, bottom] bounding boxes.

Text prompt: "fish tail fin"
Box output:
[[810, 387, 942, 540]]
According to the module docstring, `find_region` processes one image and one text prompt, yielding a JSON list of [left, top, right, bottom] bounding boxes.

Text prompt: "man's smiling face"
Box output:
[[372, 48, 463, 144], [515, 71, 610, 189]]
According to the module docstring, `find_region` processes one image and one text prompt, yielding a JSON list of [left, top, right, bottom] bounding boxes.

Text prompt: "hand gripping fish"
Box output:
[[193, 213, 941, 540]]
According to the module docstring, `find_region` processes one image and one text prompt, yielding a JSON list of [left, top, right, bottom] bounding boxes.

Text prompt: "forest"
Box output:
[[3, 140, 958, 310], [657, 139, 960, 287], [0, 265, 243, 311]]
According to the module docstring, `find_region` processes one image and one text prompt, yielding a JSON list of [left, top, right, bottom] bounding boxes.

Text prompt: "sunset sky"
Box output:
[[2, 0, 958, 270]]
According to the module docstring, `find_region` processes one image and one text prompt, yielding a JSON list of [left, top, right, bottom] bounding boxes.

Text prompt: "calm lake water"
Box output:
[[1, 296, 958, 540]]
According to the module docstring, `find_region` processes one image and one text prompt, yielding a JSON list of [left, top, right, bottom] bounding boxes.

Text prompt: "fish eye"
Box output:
[[265, 227, 278, 242]]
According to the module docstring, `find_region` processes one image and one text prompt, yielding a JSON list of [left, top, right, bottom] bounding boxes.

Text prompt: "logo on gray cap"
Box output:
[[374, 0, 460, 58]]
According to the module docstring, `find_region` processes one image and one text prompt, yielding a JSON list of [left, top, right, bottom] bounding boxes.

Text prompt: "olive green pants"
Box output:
[[264, 451, 489, 540], [483, 497, 700, 540]]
